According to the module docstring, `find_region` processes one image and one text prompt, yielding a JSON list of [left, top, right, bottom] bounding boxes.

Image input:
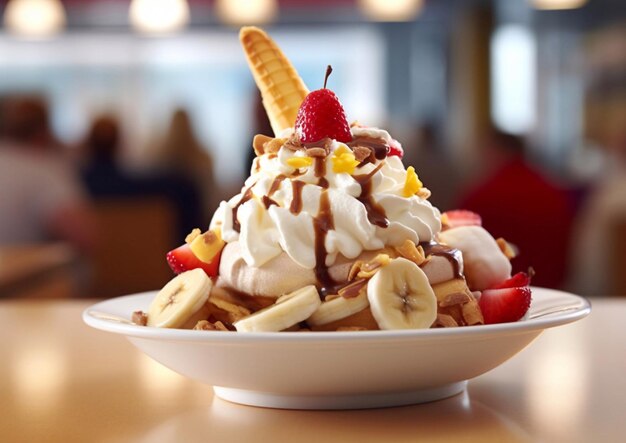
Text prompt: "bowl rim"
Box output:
[[83, 286, 591, 343]]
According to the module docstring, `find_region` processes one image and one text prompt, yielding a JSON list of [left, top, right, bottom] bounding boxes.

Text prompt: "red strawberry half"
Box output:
[[295, 65, 352, 143], [478, 286, 532, 324], [166, 243, 221, 277], [490, 271, 532, 289], [443, 210, 482, 228]]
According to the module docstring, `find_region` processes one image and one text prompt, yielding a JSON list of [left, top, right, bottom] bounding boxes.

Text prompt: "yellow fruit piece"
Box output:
[[286, 156, 313, 169], [190, 229, 225, 264], [403, 166, 423, 197], [332, 146, 360, 174]]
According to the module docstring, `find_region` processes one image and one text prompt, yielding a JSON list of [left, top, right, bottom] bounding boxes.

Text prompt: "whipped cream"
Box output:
[[210, 127, 442, 269]]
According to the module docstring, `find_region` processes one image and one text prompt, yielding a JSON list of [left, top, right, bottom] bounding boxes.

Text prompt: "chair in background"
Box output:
[[90, 197, 176, 298]]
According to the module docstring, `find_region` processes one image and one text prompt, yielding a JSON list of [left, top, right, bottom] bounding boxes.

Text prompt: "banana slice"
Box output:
[[234, 285, 321, 332], [307, 292, 370, 326], [367, 258, 437, 330], [147, 269, 213, 328]]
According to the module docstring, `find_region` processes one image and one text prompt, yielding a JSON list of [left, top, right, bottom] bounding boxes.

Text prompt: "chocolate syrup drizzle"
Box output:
[[420, 242, 463, 278], [232, 133, 396, 298], [289, 180, 306, 215], [313, 190, 337, 298], [348, 137, 389, 165], [231, 186, 254, 233], [352, 163, 389, 228], [314, 157, 329, 189]]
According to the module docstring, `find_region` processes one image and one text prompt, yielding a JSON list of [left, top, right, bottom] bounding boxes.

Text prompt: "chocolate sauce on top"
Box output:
[[262, 195, 278, 209], [289, 180, 306, 215], [268, 175, 286, 197], [353, 163, 389, 228], [313, 190, 337, 298], [420, 242, 463, 278], [348, 137, 389, 163], [232, 186, 255, 233], [314, 157, 329, 189]]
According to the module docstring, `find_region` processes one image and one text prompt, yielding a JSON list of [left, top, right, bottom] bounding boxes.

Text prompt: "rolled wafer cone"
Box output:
[[239, 26, 309, 136]]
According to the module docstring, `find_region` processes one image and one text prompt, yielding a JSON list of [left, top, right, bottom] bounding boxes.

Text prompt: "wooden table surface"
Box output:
[[0, 297, 623, 443]]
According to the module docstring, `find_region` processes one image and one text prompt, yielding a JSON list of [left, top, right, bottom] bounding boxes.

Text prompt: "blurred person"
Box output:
[[81, 113, 202, 240], [402, 122, 460, 211], [157, 109, 218, 220], [456, 129, 574, 289], [569, 57, 626, 295], [0, 96, 96, 252]]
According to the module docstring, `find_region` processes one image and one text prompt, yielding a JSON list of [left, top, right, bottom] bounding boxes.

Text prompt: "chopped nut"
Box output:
[[324, 294, 340, 302], [305, 147, 328, 158], [357, 254, 391, 279], [265, 137, 286, 154], [209, 297, 251, 323], [337, 326, 368, 331], [352, 145, 371, 162], [194, 320, 228, 331], [395, 240, 426, 266], [338, 279, 368, 299], [417, 187, 431, 199], [252, 134, 273, 155], [132, 311, 148, 326], [462, 299, 484, 325], [348, 260, 364, 281], [433, 314, 458, 328], [440, 292, 472, 307], [497, 238, 518, 259], [185, 228, 201, 244]]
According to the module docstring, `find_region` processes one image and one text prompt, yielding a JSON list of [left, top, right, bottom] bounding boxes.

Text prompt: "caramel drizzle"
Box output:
[[352, 163, 388, 228]]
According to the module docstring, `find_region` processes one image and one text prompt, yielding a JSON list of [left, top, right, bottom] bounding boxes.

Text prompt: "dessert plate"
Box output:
[[83, 287, 590, 410]]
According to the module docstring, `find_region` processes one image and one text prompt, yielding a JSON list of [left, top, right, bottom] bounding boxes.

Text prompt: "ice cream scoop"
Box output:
[[438, 226, 512, 290]]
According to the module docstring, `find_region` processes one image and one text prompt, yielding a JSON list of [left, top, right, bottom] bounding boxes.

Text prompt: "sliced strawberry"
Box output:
[[166, 243, 221, 277], [442, 210, 482, 228], [389, 138, 404, 158], [490, 271, 532, 289], [294, 65, 352, 143], [478, 286, 532, 324]]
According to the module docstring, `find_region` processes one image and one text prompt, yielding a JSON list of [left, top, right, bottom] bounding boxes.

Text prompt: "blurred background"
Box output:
[[0, 0, 624, 299]]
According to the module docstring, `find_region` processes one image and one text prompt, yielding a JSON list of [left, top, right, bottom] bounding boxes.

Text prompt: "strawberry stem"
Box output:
[[323, 65, 333, 89]]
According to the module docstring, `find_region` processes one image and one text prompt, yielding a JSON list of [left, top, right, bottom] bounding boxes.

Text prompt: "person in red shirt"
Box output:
[[457, 130, 573, 289]]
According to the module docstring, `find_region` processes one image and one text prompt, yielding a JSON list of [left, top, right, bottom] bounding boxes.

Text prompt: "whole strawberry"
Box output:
[[295, 65, 352, 143]]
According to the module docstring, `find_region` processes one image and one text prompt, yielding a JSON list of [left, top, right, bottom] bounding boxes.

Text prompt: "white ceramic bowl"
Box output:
[[83, 287, 590, 409]]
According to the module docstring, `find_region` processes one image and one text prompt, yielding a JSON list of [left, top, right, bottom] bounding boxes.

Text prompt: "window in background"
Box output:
[[490, 24, 537, 135], [0, 27, 385, 189]]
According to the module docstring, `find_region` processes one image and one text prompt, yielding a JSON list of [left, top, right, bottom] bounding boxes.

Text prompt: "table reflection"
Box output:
[[136, 391, 532, 443]]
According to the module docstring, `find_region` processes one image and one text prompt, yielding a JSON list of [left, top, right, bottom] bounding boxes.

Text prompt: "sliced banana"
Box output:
[[234, 285, 321, 332], [367, 257, 437, 330], [147, 269, 213, 328], [307, 292, 370, 326]]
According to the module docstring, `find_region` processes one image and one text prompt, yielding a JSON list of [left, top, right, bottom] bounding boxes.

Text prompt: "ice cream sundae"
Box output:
[[134, 27, 532, 332]]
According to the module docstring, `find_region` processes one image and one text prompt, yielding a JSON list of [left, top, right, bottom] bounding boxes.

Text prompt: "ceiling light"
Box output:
[[129, 0, 190, 34], [3, 0, 66, 38], [215, 0, 278, 26], [530, 0, 588, 10], [358, 0, 423, 22]]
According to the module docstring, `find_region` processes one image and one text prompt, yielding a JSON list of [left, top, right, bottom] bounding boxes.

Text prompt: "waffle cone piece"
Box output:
[[239, 26, 309, 136]]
